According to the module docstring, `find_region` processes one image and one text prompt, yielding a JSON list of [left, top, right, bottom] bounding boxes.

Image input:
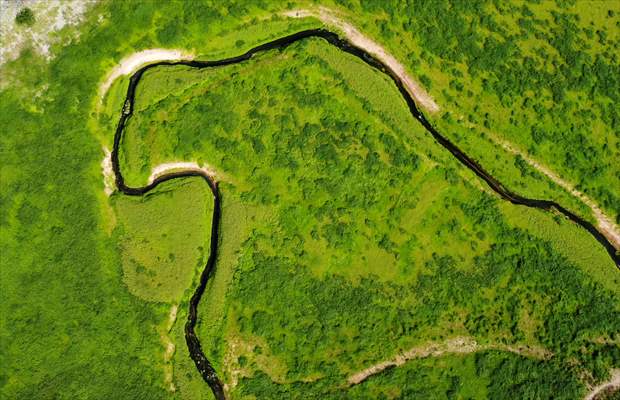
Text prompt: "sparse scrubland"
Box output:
[[1, 1, 618, 399]]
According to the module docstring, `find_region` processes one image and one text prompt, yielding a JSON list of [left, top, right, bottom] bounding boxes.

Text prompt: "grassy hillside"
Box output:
[[112, 177, 212, 302]]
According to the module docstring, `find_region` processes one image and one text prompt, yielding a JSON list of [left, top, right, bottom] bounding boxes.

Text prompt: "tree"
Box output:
[[15, 7, 35, 26]]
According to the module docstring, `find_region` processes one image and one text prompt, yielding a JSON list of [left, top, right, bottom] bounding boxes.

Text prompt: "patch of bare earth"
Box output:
[[98, 48, 194, 103], [222, 337, 287, 396], [0, 0, 96, 67], [347, 336, 551, 386], [148, 161, 220, 185], [283, 7, 439, 114], [101, 146, 114, 196], [222, 335, 321, 396], [222, 338, 256, 395]]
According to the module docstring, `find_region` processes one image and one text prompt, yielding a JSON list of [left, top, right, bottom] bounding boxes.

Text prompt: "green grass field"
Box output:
[[112, 177, 212, 302]]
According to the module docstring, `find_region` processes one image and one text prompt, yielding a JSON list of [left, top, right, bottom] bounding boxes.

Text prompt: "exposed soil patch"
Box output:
[[222, 335, 322, 396], [148, 162, 218, 185], [101, 146, 114, 196]]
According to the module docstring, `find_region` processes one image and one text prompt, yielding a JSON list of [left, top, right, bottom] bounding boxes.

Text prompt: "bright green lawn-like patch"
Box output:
[[112, 177, 212, 302], [116, 37, 620, 398]]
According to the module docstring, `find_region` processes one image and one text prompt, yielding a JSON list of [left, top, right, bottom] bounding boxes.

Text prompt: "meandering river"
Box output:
[[111, 28, 619, 400]]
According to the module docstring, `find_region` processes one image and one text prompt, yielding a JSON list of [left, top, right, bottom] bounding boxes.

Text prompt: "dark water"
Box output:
[[111, 28, 619, 400]]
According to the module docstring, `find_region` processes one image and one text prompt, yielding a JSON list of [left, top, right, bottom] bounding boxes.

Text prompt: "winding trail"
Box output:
[[110, 27, 620, 400], [584, 369, 620, 400], [496, 139, 620, 249], [347, 337, 552, 386], [100, 146, 114, 196]]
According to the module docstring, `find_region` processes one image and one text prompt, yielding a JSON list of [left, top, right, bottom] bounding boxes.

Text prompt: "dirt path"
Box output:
[[585, 369, 620, 400], [98, 48, 194, 101], [497, 138, 620, 250], [101, 156, 220, 194], [96, 7, 439, 115], [283, 7, 439, 114], [347, 336, 551, 386], [148, 161, 218, 185]]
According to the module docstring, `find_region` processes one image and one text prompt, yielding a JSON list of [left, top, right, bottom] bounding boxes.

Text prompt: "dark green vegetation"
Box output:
[[1, 1, 619, 399], [15, 8, 35, 26], [348, 351, 586, 399]]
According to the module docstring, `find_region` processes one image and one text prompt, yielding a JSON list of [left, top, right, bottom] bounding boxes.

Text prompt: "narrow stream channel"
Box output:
[[111, 28, 620, 400]]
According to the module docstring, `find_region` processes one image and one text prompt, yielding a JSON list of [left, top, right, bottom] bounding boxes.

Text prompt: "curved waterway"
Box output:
[[111, 28, 620, 399]]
